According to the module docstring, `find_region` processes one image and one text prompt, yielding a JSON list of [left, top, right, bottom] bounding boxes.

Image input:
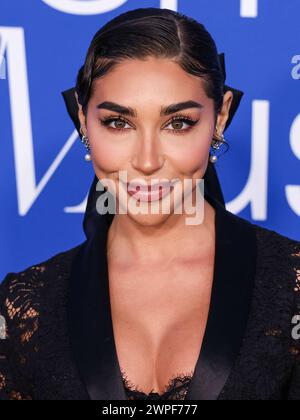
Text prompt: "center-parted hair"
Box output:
[[75, 7, 225, 119]]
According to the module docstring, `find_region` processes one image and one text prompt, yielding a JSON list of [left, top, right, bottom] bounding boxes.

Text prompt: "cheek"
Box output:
[[87, 121, 126, 172], [167, 113, 215, 173], [91, 139, 122, 172], [168, 134, 211, 174]]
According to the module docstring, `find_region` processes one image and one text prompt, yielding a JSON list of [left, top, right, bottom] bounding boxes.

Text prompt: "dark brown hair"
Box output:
[[75, 7, 225, 121]]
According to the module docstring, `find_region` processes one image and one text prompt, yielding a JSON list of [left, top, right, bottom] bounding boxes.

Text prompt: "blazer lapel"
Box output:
[[68, 193, 257, 401], [68, 214, 127, 400], [185, 195, 257, 400]]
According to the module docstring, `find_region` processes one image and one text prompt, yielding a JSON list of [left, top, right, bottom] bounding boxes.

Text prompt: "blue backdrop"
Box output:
[[0, 0, 299, 280]]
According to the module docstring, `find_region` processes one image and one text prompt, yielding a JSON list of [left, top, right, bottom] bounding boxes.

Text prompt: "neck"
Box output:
[[107, 196, 216, 265]]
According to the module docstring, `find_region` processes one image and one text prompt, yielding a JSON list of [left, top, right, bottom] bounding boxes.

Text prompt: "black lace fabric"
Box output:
[[121, 370, 194, 400], [0, 226, 299, 400], [0, 268, 42, 400]]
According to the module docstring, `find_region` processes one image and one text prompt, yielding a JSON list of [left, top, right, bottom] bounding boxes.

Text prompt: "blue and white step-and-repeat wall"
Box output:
[[0, 0, 300, 279]]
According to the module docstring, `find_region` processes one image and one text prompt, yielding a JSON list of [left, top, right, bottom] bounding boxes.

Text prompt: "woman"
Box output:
[[0, 8, 299, 401]]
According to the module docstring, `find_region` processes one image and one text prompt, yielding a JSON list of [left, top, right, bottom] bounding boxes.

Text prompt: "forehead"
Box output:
[[90, 57, 211, 107]]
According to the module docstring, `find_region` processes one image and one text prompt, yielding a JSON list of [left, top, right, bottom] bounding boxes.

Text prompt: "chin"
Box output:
[[124, 209, 177, 227]]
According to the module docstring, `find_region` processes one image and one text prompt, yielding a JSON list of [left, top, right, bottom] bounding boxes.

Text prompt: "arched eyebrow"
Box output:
[[96, 100, 204, 117]]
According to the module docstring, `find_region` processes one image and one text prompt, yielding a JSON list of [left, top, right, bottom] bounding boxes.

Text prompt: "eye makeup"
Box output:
[[99, 113, 200, 134]]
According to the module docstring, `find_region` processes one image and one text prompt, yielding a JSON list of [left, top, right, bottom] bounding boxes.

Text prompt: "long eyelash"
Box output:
[[99, 114, 199, 134], [166, 115, 199, 133], [100, 115, 130, 132]]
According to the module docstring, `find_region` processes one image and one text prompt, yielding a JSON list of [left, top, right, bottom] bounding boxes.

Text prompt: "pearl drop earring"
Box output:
[[210, 128, 225, 163], [80, 131, 92, 162]]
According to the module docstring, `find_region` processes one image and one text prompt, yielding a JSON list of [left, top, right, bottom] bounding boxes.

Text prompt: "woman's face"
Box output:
[[78, 57, 232, 226]]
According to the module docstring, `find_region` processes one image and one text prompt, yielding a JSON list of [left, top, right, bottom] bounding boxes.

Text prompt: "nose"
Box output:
[[131, 134, 165, 175]]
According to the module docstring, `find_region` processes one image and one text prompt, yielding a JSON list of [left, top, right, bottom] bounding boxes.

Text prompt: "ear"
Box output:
[[216, 90, 234, 133], [75, 91, 87, 136]]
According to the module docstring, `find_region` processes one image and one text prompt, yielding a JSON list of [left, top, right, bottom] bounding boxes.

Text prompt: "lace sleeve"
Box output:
[[0, 273, 34, 400], [288, 243, 300, 400]]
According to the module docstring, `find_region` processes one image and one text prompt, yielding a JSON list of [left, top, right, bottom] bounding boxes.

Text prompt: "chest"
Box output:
[[108, 257, 215, 395]]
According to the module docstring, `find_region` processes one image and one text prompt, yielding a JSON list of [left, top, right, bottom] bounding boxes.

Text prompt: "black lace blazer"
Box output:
[[0, 194, 300, 401]]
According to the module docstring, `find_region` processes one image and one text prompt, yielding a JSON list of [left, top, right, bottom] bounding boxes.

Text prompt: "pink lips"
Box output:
[[124, 180, 177, 202]]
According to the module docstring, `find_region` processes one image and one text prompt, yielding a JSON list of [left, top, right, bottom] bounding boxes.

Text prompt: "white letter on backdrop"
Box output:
[[41, 0, 129, 15], [226, 100, 270, 220], [285, 114, 300, 216], [0, 27, 79, 216], [240, 0, 258, 17]]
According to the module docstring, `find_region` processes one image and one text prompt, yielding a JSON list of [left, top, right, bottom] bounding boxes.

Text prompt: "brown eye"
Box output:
[[100, 116, 132, 132], [114, 119, 127, 129], [171, 120, 185, 130], [164, 116, 199, 133]]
